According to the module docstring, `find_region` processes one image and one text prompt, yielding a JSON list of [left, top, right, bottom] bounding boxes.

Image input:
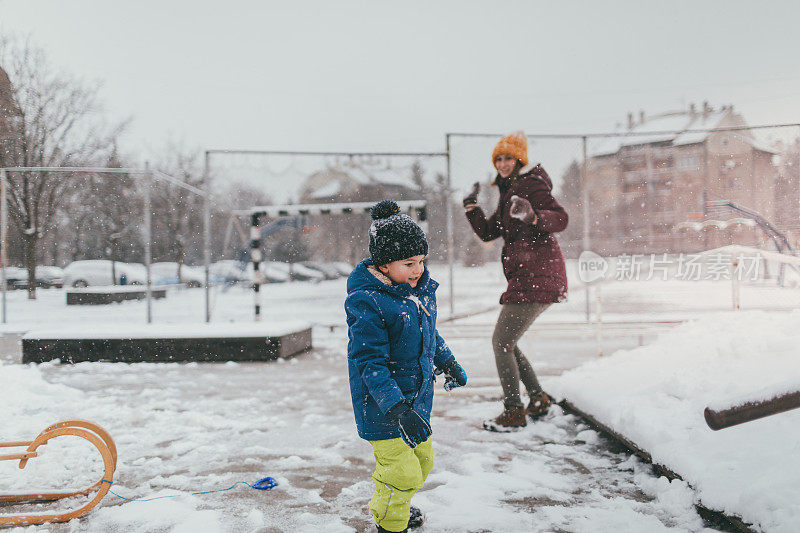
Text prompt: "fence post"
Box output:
[[731, 257, 740, 310], [582, 136, 591, 323], [0, 169, 7, 324], [251, 212, 262, 321], [595, 283, 603, 357], [203, 151, 211, 323], [445, 134, 455, 318], [144, 163, 153, 324]]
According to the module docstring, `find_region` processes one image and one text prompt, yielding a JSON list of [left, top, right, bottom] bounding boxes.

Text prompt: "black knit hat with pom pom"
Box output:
[[369, 200, 428, 266]]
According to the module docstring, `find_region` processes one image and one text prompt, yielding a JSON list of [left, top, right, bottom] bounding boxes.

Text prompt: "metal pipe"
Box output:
[[0, 167, 202, 194], [203, 149, 448, 157], [445, 134, 455, 317], [582, 136, 590, 323], [444, 122, 800, 140], [595, 283, 603, 357], [0, 167, 148, 174], [251, 213, 262, 321], [203, 152, 211, 323], [144, 163, 153, 324], [242, 200, 426, 218], [732, 257, 740, 310], [153, 170, 207, 196], [0, 169, 7, 324]]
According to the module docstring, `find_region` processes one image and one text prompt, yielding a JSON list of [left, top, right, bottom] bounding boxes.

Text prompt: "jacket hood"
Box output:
[[347, 258, 436, 297], [520, 163, 553, 190]]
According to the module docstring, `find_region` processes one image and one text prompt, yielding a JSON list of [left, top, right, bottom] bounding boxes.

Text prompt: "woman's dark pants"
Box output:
[[492, 302, 551, 408]]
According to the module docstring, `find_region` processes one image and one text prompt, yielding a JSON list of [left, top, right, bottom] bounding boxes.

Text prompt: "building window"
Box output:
[[678, 155, 700, 169]]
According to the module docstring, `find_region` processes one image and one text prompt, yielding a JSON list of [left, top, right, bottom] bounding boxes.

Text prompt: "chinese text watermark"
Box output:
[[578, 251, 764, 283]]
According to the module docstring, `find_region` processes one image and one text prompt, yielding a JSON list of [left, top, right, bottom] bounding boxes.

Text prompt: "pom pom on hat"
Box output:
[[370, 199, 401, 220], [492, 130, 528, 167], [368, 199, 428, 266]]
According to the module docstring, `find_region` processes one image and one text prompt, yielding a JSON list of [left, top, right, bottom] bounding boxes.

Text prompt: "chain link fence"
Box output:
[[447, 120, 800, 319]]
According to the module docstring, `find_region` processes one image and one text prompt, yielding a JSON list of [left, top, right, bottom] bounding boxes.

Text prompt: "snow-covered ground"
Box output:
[[1, 262, 797, 532]]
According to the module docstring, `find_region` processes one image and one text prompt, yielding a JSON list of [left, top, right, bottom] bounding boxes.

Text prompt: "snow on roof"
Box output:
[[308, 180, 342, 199], [671, 109, 729, 145], [728, 131, 779, 154], [346, 165, 415, 188], [591, 109, 735, 156]]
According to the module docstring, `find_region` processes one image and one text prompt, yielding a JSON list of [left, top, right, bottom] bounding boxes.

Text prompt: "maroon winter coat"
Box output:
[[466, 164, 568, 304]]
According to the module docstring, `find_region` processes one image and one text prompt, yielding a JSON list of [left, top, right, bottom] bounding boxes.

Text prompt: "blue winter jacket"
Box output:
[[345, 258, 454, 441]]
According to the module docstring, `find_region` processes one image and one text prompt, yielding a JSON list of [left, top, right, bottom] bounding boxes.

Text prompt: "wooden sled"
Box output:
[[0, 420, 117, 526]]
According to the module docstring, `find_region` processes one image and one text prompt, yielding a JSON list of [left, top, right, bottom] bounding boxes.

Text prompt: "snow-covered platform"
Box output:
[[21, 322, 312, 363], [66, 286, 167, 305], [549, 310, 800, 533]]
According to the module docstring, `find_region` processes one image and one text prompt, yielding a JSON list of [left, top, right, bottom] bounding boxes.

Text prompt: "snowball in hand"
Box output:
[[509, 195, 533, 221]]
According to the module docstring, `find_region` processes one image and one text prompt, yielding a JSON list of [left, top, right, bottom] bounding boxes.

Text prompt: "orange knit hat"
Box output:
[[491, 130, 528, 167]]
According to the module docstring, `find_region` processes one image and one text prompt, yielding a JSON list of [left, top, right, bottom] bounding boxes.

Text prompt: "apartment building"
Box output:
[[560, 103, 791, 256]]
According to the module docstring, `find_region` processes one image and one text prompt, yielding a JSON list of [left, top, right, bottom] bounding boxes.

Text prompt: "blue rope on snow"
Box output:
[[102, 476, 278, 502]]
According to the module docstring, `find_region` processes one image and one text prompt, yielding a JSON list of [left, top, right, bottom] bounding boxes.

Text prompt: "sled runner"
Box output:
[[0, 420, 117, 526]]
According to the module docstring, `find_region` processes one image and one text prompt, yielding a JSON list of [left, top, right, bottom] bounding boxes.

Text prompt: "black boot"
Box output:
[[376, 506, 423, 532], [408, 506, 424, 529]]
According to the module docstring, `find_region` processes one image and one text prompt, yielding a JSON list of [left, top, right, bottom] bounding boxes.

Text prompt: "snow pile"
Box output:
[[549, 309, 800, 532], [1, 361, 85, 437], [0, 360, 277, 532]]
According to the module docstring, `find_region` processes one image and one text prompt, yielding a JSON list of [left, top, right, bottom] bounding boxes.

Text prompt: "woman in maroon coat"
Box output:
[[463, 131, 568, 431]]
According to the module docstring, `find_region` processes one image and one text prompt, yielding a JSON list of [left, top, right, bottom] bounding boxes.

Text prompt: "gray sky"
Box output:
[[1, 0, 799, 195]]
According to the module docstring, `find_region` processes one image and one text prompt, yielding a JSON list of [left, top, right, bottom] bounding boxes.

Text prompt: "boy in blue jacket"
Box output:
[[345, 200, 467, 533]]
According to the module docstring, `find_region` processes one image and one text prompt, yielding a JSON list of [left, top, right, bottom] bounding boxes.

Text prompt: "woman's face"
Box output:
[[494, 154, 518, 179]]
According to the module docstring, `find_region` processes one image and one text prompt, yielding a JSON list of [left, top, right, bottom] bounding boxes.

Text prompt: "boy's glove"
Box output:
[[463, 182, 480, 209], [386, 401, 431, 448], [510, 195, 538, 225], [436, 359, 468, 391]]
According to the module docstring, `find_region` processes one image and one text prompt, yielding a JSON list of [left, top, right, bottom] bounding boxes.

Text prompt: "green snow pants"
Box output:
[[368, 437, 433, 532]]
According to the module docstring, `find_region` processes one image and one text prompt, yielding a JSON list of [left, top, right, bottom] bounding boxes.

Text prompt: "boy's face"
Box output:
[[378, 255, 426, 287]]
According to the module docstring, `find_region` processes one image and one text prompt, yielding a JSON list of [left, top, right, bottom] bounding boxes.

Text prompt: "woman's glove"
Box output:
[[436, 359, 468, 391], [509, 195, 538, 225], [386, 401, 431, 448], [463, 182, 480, 210]]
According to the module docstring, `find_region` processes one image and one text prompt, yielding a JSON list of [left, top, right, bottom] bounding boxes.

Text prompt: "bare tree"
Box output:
[[65, 147, 142, 264], [211, 180, 272, 260], [150, 143, 207, 274], [0, 35, 126, 298]]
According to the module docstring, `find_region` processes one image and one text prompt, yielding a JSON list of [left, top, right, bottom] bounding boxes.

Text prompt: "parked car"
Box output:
[[236, 262, 291, 284], [35, 266, 64, 288], [209, 260, 249, 284], [259, 262, 290, 283], [262, 261, 324, 282], [292, 263, 326, 282], [299, 261, 341, 280], [1, 267, 27, 289], [13, 266, 64, 289], [151, 262, 207, 288], [330, 262, 354, 277], [63, 260, 146, 288]]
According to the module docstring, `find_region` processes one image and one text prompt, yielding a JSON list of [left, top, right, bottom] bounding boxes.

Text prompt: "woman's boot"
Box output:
[[483, 403, 527, 432], [526, 391, 552, 420]]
